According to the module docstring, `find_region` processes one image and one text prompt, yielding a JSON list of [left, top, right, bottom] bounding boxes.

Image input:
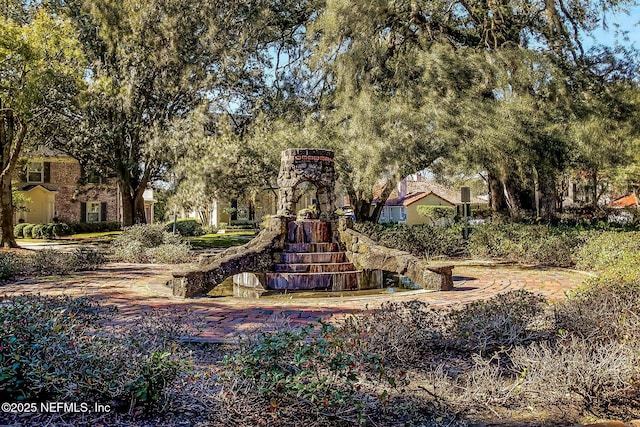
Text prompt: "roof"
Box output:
[[385, 191, 456, 207], [19, 184, 57, 192], [610, 194, 638, 208], [381, 179, 487, 205], [23, 146, 74, 159]]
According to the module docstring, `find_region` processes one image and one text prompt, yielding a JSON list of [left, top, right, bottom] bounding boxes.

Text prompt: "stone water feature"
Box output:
[[170, 148, 453, 298]]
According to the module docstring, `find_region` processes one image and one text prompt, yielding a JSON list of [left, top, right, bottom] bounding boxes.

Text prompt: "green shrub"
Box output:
[[51, 222, 72, 237], [68, 221, 122, 234], [13, 223, 31, 238], [230, 219, 255, 227], [221, 322, 396, 424], [575, 231, 640, 272], [354, 223, 465, 258], [468, 223, 588, 266], [0, 253, 21, 280], [30, 224, 44, 239], [416, 205, 456, 224], [0, 295, 187, 410], [164, 218, 204, 236], [22, 224, 34, 239], [202, 225, 218, 234], [111, 224, 191, 264]]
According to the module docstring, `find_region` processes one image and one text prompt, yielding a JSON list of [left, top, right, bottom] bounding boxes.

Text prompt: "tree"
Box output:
[[0, 9, 84, 247], [306, 0, 639, 221], [54, 0, 304, 225]]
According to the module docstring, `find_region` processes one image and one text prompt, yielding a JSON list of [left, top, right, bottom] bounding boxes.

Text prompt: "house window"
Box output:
[[87, 202, 101, 223], [27, 162, 44, 183]]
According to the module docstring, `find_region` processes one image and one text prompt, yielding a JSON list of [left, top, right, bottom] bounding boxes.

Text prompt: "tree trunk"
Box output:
[[0, 176, 18, 248], [488, 170, 508, 214], [0, 103, 24, 248], [591, 170, 598, 208], [349, 180, 394, 223], [120, 182, 147, 226], [536, 167, 557, 221], [504, 169, 537, 217]]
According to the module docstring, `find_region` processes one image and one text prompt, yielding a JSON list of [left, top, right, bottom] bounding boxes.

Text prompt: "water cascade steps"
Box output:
[[266, 220, 362, 291]]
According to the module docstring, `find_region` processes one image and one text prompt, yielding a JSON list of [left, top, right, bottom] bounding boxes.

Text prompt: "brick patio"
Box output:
[[0, 262, 589, 343]]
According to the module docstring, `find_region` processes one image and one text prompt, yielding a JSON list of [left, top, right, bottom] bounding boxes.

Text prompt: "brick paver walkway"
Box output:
[[0, 262, 590, 343]]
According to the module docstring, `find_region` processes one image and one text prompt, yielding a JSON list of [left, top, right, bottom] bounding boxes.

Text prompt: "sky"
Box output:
[[586, 5, 640, 49]]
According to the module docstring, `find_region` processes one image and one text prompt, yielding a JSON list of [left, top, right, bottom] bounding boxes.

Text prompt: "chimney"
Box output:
[[398, 179, 407, 199]]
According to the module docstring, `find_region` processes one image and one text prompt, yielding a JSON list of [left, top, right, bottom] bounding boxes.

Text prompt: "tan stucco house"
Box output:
[[379, 178, 487, 225]]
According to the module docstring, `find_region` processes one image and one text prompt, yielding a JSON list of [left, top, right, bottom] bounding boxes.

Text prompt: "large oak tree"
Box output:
[[55, 0, 303, 225], [0, 7, 84, 246]]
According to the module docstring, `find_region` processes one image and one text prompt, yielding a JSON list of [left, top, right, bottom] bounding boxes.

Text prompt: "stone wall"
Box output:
[[171, 215, 290, 297], [277, 148, 337, 220], [337, 218, 453, 291]]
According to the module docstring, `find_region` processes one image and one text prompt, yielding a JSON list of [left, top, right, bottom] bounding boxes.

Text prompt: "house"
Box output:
[[379, 178, 488, 225], [14, 147, 155, 225]]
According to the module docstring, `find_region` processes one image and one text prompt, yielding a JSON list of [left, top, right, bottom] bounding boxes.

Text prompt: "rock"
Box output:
[[338, 228, 453, 291]]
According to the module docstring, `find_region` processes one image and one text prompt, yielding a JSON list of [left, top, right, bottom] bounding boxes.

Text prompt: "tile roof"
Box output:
[[382, 180, 487, 206], [610, 194, 638, 208]]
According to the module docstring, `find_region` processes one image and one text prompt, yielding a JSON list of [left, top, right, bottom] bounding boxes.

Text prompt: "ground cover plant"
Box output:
[[4, 253, 640, 426], [0, 295, 193, 416], [0, 247, 104, 280]]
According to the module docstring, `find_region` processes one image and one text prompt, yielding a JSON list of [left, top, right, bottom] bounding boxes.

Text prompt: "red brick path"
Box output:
[[0, 263, 589, 343]]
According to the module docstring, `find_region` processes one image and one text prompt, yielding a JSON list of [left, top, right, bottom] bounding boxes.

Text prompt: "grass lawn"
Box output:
[[65, 231, 122, 240], [187, 231, 256, 249]]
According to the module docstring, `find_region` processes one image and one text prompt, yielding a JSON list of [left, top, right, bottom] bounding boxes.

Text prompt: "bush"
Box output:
[[164, 219, 204, 236], [111, 224, 191, 264], [0, 295, 188, 410], [22, 224, 34, 239], [331, 300, 444, 367], [416, 205, 456, 224], [220, 322, 397, 425], [31, 224, 45, 239], [445, 289, 547, 354], [575, 231, 640, 272], [0, 248, 105, 280], [146, 243, 191, 264], [13, 223, 31, 238], [468, 223, 588, 266], [68, 221, 122, 234], [51, 222, 72, 237], [0, 253, 21, 280], [354, 223, 465, 258], [68, 247, 106, 271], [202, 225, 218, 234]]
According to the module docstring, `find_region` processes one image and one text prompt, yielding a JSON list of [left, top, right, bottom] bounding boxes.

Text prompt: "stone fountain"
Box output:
[[170, 148, 453, 298]]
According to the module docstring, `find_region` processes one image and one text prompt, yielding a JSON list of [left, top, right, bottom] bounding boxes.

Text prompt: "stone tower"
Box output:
[[276, 148, 337, 220]]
